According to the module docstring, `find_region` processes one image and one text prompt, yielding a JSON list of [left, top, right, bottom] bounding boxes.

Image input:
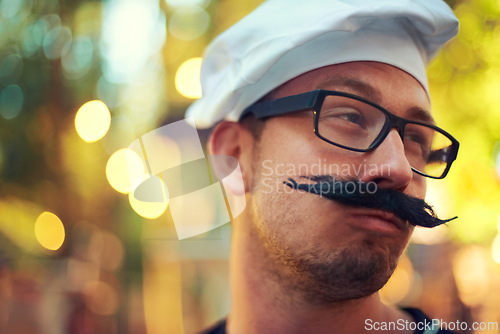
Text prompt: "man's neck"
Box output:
[[227, 216, 413, 334]]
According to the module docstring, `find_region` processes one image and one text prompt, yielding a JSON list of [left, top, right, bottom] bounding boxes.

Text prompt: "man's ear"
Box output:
[[208, 121, 255, 194]]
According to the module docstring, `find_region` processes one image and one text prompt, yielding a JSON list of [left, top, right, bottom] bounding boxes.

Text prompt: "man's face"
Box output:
[[244, 61, 430, 303]]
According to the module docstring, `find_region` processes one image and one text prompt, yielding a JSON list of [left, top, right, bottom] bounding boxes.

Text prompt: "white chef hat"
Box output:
[[185, 0, 458, 128]]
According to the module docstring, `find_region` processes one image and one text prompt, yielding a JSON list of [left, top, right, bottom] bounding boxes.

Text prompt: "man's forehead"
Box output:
[[272, 62, 434, 123], [274, 62, 424, 97]]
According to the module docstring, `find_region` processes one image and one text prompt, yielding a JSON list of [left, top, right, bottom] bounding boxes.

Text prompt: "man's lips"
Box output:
[[349, 209, 409, 234]]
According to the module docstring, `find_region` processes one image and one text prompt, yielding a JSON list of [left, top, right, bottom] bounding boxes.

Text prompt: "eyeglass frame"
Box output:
[[240, 89, 460, 179]]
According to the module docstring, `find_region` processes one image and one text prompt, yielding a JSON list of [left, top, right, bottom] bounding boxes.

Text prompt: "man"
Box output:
[[186, 0, 460, 333]]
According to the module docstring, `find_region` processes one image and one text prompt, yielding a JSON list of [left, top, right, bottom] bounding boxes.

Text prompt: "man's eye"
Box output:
[[322, 108, 366, 127], [404, 131, 432, 158], [405, 131, 429, 146], [339, 112, 363, 124]]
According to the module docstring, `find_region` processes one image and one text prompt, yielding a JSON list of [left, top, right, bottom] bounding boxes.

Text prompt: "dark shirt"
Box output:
[[200, 307, 457, 334]]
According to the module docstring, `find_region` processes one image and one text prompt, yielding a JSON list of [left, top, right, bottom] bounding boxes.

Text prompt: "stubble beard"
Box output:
[[246, 132, 401, 306], [248, 174, 400, 305]]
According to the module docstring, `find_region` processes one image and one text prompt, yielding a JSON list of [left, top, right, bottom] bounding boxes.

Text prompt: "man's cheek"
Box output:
[[259, 176, 278, 194]]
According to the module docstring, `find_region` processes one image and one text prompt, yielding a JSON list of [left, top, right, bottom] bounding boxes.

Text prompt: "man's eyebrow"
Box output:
[[407, 106, 435, 124], [316, 77, 383, 104], [316, 76, 435, 124]]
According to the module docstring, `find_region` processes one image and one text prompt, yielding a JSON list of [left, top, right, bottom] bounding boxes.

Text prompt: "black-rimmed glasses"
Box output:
[[241, 89, 459, 179]]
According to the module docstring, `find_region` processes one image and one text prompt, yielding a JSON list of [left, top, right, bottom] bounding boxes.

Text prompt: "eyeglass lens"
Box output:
[[316, 95, 453, 178]]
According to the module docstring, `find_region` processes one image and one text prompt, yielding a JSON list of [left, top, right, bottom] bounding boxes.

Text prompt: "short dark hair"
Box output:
[[238, 87, 282, 140], [239, 113, 267, 141]]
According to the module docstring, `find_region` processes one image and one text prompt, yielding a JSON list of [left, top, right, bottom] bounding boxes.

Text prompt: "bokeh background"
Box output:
[[0, 0, 499, 333]]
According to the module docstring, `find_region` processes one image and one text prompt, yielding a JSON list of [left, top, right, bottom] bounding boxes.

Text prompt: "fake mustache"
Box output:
[[283, 176, 457, 228]]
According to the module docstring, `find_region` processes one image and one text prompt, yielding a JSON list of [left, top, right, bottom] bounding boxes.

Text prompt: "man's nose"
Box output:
[[359, 129, 413, 191]]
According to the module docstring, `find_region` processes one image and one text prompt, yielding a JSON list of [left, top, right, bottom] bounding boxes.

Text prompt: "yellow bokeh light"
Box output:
[[175, 57, 202, 99], [34, 211, 65, 251], [75, 100, 111, 142], [453, 246, 491, 306], [106, 148, 145, 194], [129, 176, 169, 219], [491, 234, 500, 264], [380, 254, 414, 304]]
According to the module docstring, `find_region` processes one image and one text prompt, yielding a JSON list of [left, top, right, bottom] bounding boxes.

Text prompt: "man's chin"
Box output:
[[291, 241, 397, 304]]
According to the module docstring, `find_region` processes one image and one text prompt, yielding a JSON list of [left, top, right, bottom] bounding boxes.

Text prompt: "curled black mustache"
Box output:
[[283, 176, 457, 228]]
